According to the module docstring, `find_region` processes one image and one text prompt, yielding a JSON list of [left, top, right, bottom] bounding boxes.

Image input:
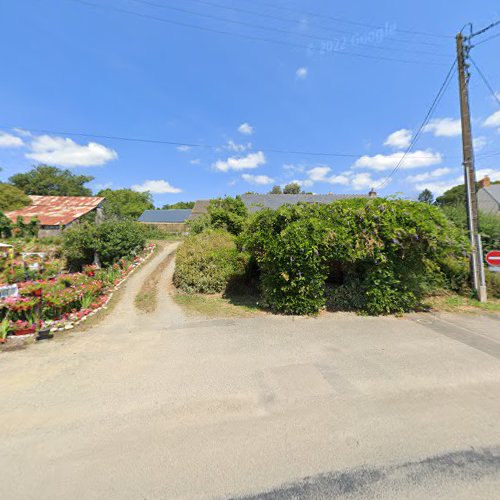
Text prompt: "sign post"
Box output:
[[486, 250, 500, 272]]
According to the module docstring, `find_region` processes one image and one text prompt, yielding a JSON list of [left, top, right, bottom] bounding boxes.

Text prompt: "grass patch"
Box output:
[[135, 244, 176, 313], [425, 293, 500, 313], [173, 292, 261, 318]]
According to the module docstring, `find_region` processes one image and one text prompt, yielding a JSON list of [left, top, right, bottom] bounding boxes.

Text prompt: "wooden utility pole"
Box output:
[[456, 32, 487, 302]]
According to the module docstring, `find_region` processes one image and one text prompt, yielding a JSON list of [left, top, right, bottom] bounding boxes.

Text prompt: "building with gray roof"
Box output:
[[138, 209, 192, 232], [477, 176, 500, 216], [240, 193, 373, 213]]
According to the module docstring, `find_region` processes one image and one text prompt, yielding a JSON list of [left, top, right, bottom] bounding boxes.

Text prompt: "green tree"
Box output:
[[417, 189, 434, 205], [269, 185, 283, 194], [0, 183, 31, 211], [97, 188, 155, 219], [435, 184, 466, 207], [63, 220, 146, 270], [208, 196, 248, 236], [161, 201, 195, 209], [283, 182, 303, 194], [9, 165, 94, 196]]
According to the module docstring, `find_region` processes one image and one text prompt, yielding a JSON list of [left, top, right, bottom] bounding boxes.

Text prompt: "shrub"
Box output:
[[243, 199, 469, 315], [174, 230, 247, 294], [63, 220, 146, 270], [0, 211, 12, 238], [486, 271, 500, 299]]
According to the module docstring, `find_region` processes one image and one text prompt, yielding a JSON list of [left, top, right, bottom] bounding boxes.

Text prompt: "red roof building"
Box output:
[[6, 195, 105, 231]]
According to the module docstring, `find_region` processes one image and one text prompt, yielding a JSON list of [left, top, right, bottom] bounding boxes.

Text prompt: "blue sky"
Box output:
[[1, 0, 499, 206]]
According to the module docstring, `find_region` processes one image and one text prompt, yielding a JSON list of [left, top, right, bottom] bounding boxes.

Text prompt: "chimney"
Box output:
[[368, 188, 377, 198], [479, 175, 491, 189]]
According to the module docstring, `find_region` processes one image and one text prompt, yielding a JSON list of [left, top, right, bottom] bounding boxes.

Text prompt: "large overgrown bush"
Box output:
[[174, 230, 247, 294], [63, 220, 146, 270], [243, 199, 469, 315]]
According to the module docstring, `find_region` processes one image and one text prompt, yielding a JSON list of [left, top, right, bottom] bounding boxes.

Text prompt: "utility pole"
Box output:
[[456, 32, 487, 302]]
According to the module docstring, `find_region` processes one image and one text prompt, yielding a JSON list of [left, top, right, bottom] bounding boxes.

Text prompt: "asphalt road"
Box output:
[[1, 247, 500, 499]]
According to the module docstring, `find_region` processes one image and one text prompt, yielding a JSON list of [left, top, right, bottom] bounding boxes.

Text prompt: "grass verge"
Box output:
[[173, 293, 262, 318], [425, 293, 500, 313]]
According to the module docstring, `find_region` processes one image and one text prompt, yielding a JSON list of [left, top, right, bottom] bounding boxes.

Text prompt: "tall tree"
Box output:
[[98, 188, 155, 219], [270, 185, 283, 194], [9, 165, 94, 196], [283, 182, 303, 194], [417, 189, 434, 205], [0, 183, 32, 211], [161, 201, 195, 209]]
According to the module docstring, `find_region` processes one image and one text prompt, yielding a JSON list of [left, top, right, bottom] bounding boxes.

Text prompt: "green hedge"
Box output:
[[243, 199, 470, 315], [173, 230, 247, 294]]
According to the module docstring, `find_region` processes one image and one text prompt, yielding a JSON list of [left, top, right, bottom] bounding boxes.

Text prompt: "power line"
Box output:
[[128, 0, 450, 58], [475, 30, 500, 46], [67, 0, 447, 66], [470, 19, 500, 39], [375, 59, 458, 190], [469, 57, 500, 107], [0, 124, 469, 161], [235, 0, 453, 40], [183, 0, 447, 49]]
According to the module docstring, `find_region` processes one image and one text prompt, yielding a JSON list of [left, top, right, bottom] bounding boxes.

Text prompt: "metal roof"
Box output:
[[6, 195, 104, 226], [138, 209, 192, 223], [241, 193, 369, 213]]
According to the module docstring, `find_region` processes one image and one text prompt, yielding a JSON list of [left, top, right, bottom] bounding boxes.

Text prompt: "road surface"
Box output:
[[1, 243, 500, 499]]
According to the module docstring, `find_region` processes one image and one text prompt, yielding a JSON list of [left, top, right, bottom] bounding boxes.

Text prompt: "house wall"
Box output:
[[38, 226, 63, 238], [140, 222, 188, 233]]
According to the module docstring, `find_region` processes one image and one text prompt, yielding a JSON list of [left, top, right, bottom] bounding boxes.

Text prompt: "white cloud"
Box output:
[[12, 128, 31, 137], [296, 165, 381, 191], [241, 173, 274, 185], [414, 180, 459, 196], [131, 180, 182, 194], [476, 168, 500, 182], [224, 139, 252, 152], [0, 132, 24, 148], [176, 145, 191, 152], [354, 150, 442, 171], [26, 135, 117, 167], [213, 151, 266, 172], [384, 129, 412, 149], [473, 136, 488, 151], [190, 158, 201, 165], [406, 167, 453, 183], [349, 172, 379, 191], [484, 110, 500, 129], [283, 163, 305, 174], [423, 118, 462, 137], [295, 66, 308, 79], [238, 122, 254, 135]]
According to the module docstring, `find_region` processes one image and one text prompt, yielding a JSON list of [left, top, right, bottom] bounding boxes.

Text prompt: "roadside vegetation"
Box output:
[[172, 194, 495, 316]]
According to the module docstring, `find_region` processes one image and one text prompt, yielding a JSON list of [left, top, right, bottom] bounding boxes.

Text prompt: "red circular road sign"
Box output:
[[486, 250, 500, 267]]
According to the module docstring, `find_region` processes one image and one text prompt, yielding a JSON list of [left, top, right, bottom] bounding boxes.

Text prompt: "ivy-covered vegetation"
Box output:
[[243, 199, 469, 315], [176, 197, 472, 316]]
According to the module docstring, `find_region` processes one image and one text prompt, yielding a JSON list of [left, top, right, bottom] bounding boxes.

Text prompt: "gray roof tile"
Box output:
[[241, 193, 368, 212], [138, 209, 192, 223]]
